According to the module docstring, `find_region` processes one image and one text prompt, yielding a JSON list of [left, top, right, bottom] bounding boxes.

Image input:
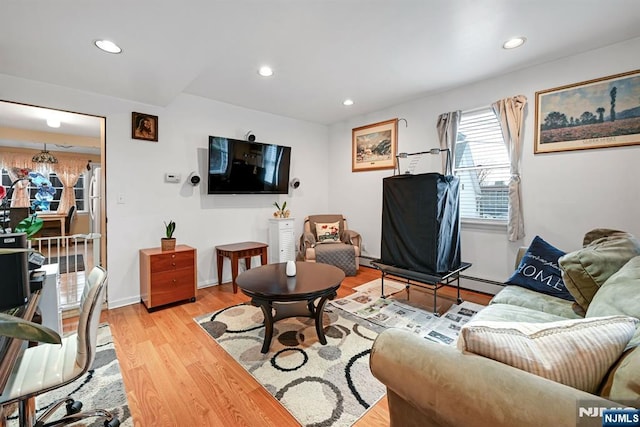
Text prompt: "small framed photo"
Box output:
[[132, 112, 158, 141], [534, 69, 640, 153], [352, 118, 398, 172]]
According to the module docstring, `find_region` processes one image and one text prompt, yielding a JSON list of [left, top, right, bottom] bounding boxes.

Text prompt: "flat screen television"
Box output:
[[207, 136, 291, 194]]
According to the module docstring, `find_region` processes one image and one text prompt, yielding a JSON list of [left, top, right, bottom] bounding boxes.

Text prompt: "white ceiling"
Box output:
[[1, 0, 640, 128]]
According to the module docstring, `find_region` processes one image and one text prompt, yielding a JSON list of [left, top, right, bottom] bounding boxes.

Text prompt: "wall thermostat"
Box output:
[[165, 173, 181, 183]]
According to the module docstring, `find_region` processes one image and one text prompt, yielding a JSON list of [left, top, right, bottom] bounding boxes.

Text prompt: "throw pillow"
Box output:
[[559, 231, 640, 311], [315, 221, 341, 243], [505, 236, 573, 301], [586, 255, 640, 350], [457, 315, 638, 393]]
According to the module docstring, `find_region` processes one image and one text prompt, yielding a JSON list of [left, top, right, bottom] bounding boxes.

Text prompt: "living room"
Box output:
[[1, 2, 640, 426]]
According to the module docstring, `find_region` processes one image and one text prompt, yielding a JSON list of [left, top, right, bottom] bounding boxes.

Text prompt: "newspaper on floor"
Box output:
[[330, 290, 485, 345]]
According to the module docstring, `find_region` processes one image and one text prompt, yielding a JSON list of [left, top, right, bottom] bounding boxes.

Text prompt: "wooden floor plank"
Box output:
[[90, 266, 493, 426]]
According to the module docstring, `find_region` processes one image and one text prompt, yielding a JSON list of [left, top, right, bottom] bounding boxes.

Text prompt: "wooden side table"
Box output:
[[215, 241, 268, 293]]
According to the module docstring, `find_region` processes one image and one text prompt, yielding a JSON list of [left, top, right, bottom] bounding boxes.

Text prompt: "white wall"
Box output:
[[0, 76, 329, 308], [329, 37, 640, 287]]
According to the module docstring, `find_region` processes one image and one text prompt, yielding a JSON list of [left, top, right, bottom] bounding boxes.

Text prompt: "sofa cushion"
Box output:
[[315, 221, 341, 243], [608, 345, 640, 405], [587, 255, 640, 350], [559, 231, 640, 311], [472, 303, 570, 324], [490, 286, 581, 319], [505, 236, 573, 301], [457, 315, 638, 393]]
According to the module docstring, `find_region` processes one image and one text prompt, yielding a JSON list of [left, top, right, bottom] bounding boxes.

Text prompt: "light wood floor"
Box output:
[[64, 266, 492, 426]]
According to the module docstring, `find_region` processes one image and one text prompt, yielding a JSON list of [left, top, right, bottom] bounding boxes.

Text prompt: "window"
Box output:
[[1, 169, 86, 212], [454, 108, 509, 222]]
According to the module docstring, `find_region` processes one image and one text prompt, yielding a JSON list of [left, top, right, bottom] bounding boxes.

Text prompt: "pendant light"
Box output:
[[32, 144, 58, 164]]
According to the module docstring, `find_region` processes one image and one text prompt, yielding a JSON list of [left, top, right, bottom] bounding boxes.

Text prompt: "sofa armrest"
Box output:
[[370, 328, 614, 427]]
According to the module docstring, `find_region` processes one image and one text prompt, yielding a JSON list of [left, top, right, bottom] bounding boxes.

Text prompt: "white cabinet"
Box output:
[[268, 218, 296, 263], [38, 263, 62, 335]]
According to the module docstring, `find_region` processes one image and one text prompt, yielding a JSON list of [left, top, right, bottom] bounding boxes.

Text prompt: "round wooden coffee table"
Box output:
[[236, 261, 345, 353]]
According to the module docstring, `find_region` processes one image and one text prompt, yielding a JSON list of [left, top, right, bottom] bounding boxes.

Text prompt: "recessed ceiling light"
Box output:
[[46, 118, 60, 128], [258, 66, 273, 77], [343, 99, 354, 106], [94, 39, 122, 54], [503, 37, 526, 49]]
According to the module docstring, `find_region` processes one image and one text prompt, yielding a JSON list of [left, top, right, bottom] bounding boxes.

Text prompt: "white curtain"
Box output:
[[53, 159, 86, 213], [1, 153, 34, 207], [436, 111, 461, 175], [492, 95, 527, 242]]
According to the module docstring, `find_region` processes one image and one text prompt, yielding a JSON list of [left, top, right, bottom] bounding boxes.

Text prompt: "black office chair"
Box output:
[[0, 266, 120, 426]]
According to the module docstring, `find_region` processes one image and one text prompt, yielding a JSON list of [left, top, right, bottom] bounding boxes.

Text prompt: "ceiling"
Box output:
[[1, 0, 640, 128]]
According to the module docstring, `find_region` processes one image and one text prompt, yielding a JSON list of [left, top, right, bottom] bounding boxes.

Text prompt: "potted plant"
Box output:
[[161, 220, 176, 251], [273, 201, 290, 218]]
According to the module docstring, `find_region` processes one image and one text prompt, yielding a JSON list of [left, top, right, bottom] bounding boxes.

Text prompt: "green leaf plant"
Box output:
[[164, 220, 176, 239]]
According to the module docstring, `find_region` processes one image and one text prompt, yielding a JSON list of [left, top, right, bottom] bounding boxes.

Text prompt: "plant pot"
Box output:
[[161, 238, 176, 251]]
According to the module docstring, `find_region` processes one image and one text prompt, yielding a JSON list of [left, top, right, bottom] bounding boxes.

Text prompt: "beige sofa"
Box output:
[[370, 231, 640, 427]]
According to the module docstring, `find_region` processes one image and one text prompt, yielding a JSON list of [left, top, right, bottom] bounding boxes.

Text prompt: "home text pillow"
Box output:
[[506, 236, 574, 301], [457, 315, 638, 393], [315, 221, 341, 243], [559, 231, 640, 311]]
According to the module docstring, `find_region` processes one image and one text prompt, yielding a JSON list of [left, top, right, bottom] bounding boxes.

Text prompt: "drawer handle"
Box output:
[[173, 279, 177, 283], [172, 262, 176, 267], [171, 254, 176, 258]]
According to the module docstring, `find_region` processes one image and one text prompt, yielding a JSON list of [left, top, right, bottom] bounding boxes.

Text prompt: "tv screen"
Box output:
[[207, 136, 292, 194]]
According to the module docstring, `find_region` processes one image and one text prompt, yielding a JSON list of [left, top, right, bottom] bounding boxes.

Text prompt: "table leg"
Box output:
[[254, 298, 274, 354], [260, 247, 267, 265], [313, 291, 336, 345], [231, 254, 239, 294], [216, 251, 223, 286], [244, 257, 252, 270]]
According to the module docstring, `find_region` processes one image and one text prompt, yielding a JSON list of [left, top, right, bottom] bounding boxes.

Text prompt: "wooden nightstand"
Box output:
[[139, 245, 197, 310]]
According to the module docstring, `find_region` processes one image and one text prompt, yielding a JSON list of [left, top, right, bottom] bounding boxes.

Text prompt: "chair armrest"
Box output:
[[342, 230, 361, 247], [370, 328, 614, 427], [300, 232, 316, 252]]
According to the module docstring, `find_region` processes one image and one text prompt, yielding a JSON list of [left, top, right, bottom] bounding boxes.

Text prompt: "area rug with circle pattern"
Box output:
[[195, 303, 386, 427]]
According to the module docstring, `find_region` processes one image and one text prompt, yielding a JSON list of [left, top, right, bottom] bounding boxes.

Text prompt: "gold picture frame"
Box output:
[[352, 118, 398, 172], [534, 69, 640, 153], [132, 112, 158, 142]]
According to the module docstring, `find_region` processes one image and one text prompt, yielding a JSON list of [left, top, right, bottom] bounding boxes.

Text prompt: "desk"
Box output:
[[216, 241, 268, 293], [38, 213, 66, 246], [371, 261, 472, 315], [0, 290, 41, 393]]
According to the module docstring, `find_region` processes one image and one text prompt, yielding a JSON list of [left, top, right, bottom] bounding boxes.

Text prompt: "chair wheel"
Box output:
[[105, 418, 120, 427], [65, 400, 82, 415]]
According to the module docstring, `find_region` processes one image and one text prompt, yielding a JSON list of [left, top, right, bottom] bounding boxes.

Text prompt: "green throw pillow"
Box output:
[[559, 232, 640, 311]]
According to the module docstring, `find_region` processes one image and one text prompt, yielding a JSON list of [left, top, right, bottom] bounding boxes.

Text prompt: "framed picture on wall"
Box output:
[[132, 112, 158, 142], [534, 69, 640, 153], [352, 118, 398, 172]]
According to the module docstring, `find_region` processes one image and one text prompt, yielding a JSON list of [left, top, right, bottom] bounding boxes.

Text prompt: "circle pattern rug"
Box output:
[[195, 304, 385, 427]]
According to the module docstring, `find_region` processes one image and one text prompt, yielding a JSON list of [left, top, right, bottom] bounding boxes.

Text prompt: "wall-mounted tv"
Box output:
[[207, 136, 292, 194]]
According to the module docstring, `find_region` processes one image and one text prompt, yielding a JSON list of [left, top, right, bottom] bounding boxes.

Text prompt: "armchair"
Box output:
[[299, 214, 361, 276], [0, 266, 120, 426]]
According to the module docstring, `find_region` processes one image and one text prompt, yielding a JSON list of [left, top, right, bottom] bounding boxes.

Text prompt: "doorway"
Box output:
[[0, 100, 107, 310]]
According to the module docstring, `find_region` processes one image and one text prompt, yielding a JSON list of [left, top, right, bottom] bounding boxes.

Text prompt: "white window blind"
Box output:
[[454, 108, 510, 221]]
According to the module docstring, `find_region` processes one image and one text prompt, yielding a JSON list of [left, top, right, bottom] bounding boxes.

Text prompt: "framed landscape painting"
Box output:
[[352, 118, 398, 172], [534, 69, 640, 153]]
